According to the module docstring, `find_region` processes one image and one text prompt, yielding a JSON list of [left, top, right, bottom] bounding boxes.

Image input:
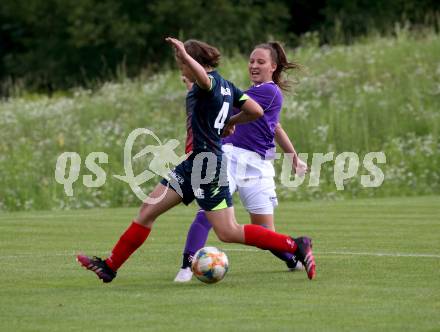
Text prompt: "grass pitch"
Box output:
[[0, 196, 439, 332]]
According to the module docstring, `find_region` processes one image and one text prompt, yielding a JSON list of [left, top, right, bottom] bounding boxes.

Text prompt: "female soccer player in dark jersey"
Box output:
[[174, 42, 310, 282], [76, 38, 316, 283]]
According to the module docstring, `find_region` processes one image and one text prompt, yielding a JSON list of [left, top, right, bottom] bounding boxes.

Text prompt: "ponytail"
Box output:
[[254, 42, 300, 91]]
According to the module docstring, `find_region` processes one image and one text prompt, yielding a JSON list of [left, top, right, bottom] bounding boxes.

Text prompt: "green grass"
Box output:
[[0, 32, 439, 211], [1, 196, 439, 331]]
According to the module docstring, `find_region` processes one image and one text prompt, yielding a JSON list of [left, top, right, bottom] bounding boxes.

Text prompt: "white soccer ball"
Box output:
[[191, 246, 229, 284]]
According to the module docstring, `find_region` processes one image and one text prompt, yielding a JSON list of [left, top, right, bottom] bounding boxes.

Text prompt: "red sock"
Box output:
[[105, 221, 151, 271], [243, 224, 297, 253]]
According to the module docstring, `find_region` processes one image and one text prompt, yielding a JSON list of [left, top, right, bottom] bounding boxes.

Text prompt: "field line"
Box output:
[[0, 249, 440, 259], [225, 249, 440, 258], [317, 251, 440, 258]]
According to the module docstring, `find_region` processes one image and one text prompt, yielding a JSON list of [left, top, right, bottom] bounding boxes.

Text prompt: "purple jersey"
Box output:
[[222, 82, 283, 159]]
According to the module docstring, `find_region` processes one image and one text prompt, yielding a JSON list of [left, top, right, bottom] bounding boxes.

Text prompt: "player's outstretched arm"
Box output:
[[166, 37, 211, 90]]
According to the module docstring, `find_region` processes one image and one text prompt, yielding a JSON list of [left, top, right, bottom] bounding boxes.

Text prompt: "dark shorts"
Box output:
[[160, 152, 233, 211]]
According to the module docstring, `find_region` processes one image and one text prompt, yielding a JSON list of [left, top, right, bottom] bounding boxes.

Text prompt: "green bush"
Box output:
[[0, 32, 439, 211]]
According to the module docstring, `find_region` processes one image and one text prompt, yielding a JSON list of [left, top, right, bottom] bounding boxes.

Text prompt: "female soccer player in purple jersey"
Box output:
[[76, 38, 316, 283], [174, 42, 309, 282]]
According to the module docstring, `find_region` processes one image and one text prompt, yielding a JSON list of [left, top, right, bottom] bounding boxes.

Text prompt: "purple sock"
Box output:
[[181, 210, 212, 268], [258, 224, 295, 263], [270, 250, 295, 262]]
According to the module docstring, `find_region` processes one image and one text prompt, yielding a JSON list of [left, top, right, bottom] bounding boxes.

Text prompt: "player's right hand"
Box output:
[[221, 122, 236, 137]]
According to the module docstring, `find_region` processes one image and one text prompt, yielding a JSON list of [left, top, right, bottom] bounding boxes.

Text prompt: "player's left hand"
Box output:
[[165, 37, 187, 61], [295, 158, 308, 176]]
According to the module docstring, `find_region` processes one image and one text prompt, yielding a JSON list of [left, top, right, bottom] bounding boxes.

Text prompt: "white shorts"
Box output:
[[222, 145, 278, 214]]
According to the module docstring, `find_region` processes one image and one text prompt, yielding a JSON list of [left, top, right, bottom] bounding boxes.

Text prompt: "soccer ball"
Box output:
[[191, 247, 229, 284]]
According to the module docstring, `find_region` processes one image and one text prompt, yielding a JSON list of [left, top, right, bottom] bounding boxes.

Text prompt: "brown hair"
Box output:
[[184, 39, 221, 68], [253, 42, 300, 91]]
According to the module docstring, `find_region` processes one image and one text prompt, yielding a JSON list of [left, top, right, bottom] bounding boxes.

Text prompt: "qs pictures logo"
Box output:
[[54, 128, 186, 203]]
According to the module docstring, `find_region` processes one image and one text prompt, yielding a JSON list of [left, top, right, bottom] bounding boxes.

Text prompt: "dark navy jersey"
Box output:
[[185, 71, 248, 155]]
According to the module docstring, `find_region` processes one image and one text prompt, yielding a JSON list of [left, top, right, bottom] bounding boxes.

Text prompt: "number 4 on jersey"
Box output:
[[214, 102, 229, 134]]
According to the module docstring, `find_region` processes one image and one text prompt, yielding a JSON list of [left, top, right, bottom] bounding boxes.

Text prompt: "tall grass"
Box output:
[[0, 32, 439, 211]]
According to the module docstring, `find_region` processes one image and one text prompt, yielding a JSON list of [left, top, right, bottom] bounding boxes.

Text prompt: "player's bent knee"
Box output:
[[217, 234, 235, 243], [137, 202, 156, 227], [214, 229, 238, 243]]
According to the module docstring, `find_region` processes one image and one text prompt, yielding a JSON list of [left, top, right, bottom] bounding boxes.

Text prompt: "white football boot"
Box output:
[[174, 267, 193, 282], [288, 260, 305, 271]]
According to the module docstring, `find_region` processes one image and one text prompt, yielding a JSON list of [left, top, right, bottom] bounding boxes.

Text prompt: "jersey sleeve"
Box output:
[[247, 82, 282, 112], [193, 74, 217, 96], [230, 83, 249, 108]]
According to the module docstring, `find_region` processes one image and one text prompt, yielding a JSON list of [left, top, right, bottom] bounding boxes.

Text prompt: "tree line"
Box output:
[[0, 0, 438, 94]]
